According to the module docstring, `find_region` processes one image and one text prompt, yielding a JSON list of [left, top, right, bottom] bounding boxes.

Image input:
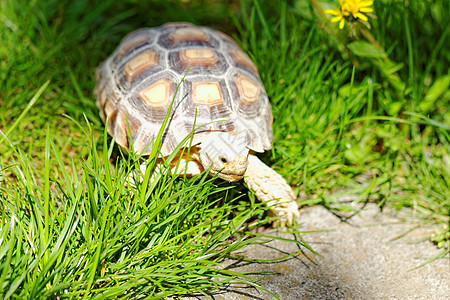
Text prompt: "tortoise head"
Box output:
[[198, 132, 249, 182]]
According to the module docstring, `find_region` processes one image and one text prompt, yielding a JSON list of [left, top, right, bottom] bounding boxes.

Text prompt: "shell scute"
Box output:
[[181, 78, 234, 128], [234, 74, 261, 103], [130, 125, 154, 154], [158, 27, 220, 50], [230, 72, 265, 118], [112, 30, 154, 66], [229, 46, 259, 75], [168, 48, 228, 76], [129, 72, 179, 123], [117, 48, 164, 91]]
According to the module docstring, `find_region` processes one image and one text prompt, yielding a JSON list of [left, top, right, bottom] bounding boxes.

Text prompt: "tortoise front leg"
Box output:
[[128, 156, 205, 187], [244, 154, 300, 227]]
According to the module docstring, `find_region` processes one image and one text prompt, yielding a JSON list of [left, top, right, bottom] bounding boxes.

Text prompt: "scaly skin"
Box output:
[[129, 132, 300, 226], [243, 154, 300, 226]]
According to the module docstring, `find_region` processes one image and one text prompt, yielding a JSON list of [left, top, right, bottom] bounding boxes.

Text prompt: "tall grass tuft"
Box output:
[[0, 112, 292, 298]]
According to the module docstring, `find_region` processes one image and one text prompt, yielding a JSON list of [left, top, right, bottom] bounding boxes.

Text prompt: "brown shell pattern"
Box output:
[[95, 22, 273, 156]]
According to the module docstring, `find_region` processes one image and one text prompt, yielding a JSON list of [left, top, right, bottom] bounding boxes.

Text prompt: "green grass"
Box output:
[[1, 0, 449, 298]]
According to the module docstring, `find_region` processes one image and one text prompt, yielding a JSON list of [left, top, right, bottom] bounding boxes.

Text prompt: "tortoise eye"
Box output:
[[219, 156, 228, 164]]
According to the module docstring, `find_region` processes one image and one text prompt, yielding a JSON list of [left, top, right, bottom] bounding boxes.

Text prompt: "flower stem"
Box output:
[[311, 0, 358, 66]]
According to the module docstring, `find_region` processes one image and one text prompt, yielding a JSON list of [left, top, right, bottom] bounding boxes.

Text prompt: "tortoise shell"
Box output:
[[95, 22, 273, 156]]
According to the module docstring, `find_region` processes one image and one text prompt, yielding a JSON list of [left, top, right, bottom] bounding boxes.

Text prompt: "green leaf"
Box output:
[[420, 74, 450, 112], [348, 41, 387, 58]]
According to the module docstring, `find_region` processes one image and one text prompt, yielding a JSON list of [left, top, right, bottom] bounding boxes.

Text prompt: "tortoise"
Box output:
[[95, 22, 299, 226]]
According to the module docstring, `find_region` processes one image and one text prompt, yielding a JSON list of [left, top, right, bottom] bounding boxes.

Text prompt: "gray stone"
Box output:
[[187, 204, 450, 299]]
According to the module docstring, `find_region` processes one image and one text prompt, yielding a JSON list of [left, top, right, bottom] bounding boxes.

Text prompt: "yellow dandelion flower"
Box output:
[[324, 6, 348, 29], [345, 0, 374, 21], [325, 0, 374, 29], [325, 9, 345, 29]]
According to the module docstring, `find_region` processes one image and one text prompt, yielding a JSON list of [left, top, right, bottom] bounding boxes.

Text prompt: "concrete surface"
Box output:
[[186, 204, 450, 299]]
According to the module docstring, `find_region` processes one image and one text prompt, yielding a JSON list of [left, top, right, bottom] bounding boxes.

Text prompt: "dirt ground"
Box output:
[[186, 204, 450, 299]]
